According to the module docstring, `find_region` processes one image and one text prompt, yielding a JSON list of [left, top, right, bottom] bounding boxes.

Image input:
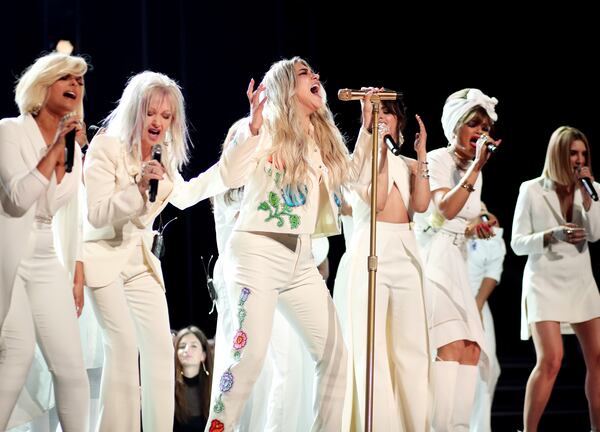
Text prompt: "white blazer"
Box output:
[[219, 121, 372, 237], [83, 134, 226, 289], [511, 176, 600, 339], [0, 114, 82, 323]]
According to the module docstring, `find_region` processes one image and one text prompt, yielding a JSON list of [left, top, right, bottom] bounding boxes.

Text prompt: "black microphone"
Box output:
[[338, 88, 402, 102], [383, 134, 401, 156], [476, 134, 498, 154], [578, 167, 599, 201], [88, 125, 101, 137], [64, 128, 76, 172], [149, 144, 162, 202]]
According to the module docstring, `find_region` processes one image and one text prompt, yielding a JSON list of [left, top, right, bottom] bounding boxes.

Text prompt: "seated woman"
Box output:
[[174, 326, 214, 432]]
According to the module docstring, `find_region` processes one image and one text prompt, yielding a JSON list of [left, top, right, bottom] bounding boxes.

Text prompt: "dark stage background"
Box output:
[[2, 1, 599, 427]]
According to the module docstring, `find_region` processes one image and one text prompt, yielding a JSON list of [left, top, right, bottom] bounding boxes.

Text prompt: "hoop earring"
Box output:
[[202, 361, 210, 376]]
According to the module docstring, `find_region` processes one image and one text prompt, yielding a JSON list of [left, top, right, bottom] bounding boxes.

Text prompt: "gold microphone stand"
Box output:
[[337, 88, 400, 432], [365, 100, 379, 432]]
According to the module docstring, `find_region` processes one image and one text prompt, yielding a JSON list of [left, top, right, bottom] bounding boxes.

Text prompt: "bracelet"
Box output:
[[461, 182, 475, 192], [419, 160, 430, 178]]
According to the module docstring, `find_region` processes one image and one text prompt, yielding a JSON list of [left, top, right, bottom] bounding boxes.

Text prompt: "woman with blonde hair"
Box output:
[[0, 51, 90, 431], [206, 57, 371, 432], [83, 71, 224, 432], [511, 126, 600, 432]]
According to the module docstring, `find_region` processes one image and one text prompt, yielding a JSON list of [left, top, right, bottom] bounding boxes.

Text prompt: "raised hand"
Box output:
[[247, 78, 267, 136]]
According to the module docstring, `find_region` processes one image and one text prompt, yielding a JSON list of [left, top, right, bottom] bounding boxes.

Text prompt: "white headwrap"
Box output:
[[441, 88, 498, 144]]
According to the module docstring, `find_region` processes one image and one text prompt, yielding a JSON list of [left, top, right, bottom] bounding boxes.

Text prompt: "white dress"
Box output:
[[511, 176, 600, 339], [414, 147, 490, 380]]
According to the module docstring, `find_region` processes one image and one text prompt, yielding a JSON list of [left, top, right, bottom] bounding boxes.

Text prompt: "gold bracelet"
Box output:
[[461, 182, 475, 192]]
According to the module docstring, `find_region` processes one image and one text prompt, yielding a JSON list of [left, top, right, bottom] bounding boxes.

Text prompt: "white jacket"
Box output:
[[82, 134, 226, 289], [219, 122, 372, 237]]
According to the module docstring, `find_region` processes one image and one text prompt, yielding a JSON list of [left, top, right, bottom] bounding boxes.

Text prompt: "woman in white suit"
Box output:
[[83, 71, 224, 432], [511, 126, 600, 432], [206, 57, 371, 432], [0, 52, 90, 431]]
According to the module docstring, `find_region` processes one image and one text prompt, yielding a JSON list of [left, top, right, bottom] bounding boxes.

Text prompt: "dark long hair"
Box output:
[[174, 326, 213, 423]]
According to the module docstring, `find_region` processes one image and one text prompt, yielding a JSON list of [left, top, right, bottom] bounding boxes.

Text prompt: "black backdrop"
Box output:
[[2, 1, 598, 364]]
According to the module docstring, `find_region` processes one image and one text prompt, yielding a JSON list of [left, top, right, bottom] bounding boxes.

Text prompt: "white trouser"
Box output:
[[0, 223, 89, 432], [351, 223, 430, 432], [90, 246, 174, 432], [207, 231, 347, 432]]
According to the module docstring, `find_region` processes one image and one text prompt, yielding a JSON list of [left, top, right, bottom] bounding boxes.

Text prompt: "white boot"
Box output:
[[451, 365, 478, 431], [431, 361, 459, 432]]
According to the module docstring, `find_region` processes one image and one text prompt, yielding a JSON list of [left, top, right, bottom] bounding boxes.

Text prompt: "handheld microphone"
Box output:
[[338, 88, 402, 102], [149, 144, 162, 202], [64, 129, 76, 172], [383, 134, 401, 156], [578, 167, 599, 201], [476, 134, 498, 154]]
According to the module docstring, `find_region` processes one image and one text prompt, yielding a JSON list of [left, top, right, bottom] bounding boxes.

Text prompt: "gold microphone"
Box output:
[[337, 88, 402, 102]]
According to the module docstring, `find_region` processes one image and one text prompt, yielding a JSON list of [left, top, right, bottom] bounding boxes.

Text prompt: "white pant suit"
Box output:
[[0, 114, 89, 431], [83, 134, 225, 432], [206, 122, 372, 431]]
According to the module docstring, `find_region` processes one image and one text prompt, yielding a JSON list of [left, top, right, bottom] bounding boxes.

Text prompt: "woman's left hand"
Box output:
[[576, 166, 595, 210], [73, 261, 84, 317], [413, 114, 427, 158]]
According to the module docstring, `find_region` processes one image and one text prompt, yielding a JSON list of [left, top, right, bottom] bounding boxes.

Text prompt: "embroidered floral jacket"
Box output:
[[219, 120, 372, 237]]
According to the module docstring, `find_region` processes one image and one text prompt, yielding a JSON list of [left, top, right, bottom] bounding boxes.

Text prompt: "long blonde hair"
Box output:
[[15, 52, 88, 117], [543, 126, 592, 186], [261, 57, 349, 192], [103, 71, 191, 170]]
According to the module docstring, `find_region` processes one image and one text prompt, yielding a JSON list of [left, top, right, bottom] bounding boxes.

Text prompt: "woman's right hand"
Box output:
[[473, 134, 501, 171], [247, 78, 266, 136], [360, 87, 384, 130], [49, 114, 83, 164], [138, 160, 165, 195]]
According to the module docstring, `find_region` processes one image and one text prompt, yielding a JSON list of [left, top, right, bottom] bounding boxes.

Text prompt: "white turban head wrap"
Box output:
[[441, 88, 498, 144]]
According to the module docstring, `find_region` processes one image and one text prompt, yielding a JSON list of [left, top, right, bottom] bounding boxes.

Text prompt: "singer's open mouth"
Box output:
[[310, 84, 320, 95], [148, 127, 161, 136], [63, 91, 76, 99]]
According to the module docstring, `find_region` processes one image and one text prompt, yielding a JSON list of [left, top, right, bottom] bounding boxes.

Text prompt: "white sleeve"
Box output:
[[0, 121, 49, 216], [511, 182, 545, 256], [170, 162, 228, 210]]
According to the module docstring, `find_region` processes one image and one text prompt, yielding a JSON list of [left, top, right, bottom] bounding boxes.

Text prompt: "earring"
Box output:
[[31, 103, 42, 116], [202, 361, 210, 376]]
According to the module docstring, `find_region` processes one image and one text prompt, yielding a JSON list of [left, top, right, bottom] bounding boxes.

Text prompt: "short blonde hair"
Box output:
[[15, 52, 88, 116], [103, 71, 191, 170], [543, 126, 591, 186]]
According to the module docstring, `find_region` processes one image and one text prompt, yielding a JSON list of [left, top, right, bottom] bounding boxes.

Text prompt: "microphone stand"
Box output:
[[365, 101, 379, 432]]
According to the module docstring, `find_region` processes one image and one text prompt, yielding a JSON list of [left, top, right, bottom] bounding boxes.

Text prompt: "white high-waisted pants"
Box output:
[[89, 245, 174, 432], [206, 231, 347, 432], [0, 222, 89, 432]]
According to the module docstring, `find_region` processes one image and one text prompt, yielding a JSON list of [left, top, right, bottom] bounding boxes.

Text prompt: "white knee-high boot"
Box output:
[[432, 361, 459, 432], [451, 365, 478, 431]]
